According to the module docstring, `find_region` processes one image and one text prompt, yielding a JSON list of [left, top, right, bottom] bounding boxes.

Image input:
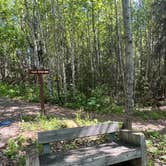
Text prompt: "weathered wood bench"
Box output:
[[26, 122, 147, 166]]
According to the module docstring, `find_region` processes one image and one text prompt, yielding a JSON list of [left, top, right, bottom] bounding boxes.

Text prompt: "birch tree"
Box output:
[[71, 0, 76, 99], [122, 0, 134, 129]]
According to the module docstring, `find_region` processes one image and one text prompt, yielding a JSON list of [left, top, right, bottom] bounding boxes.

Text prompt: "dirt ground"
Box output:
[[0, 97, 166, 149]]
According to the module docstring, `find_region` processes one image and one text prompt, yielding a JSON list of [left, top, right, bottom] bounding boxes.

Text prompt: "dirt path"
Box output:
[[0, 97, 165, 148]]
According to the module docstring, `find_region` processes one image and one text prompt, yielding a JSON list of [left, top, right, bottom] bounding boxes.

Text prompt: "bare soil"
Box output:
[[0, 97, 165, 149]]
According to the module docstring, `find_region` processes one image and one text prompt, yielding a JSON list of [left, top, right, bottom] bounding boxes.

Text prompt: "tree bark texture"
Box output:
[[122, 0, 134, 129]]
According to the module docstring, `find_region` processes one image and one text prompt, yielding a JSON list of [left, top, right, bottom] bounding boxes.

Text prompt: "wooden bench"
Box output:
[[26, 122, 147, 166]]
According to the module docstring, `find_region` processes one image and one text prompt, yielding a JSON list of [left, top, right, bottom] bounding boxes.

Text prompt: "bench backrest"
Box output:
[[38, 122, 121, 144]]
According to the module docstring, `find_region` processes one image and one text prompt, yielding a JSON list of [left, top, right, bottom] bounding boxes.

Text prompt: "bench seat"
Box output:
[[39, 142, 142, 166], [26, 122, 147, 166]]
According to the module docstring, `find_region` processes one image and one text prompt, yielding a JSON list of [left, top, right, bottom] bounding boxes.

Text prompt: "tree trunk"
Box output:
[[51, 0, 62, 104], [122, 0, 134, 129], [44, 0, 53, 100], [71, 1, 76, 99], [114, 0, 125, 95], [91, 0, 98, 87]]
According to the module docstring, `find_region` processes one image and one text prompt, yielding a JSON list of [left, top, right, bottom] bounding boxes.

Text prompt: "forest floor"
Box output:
[[0, 97, 166, 165]]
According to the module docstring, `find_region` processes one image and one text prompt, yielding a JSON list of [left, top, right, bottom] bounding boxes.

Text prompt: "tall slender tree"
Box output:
[[71, 0, 76, 99], [122, 0, 134, 129]]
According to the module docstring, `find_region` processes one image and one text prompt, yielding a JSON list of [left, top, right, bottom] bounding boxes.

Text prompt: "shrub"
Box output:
[[4, 135, 25, 157], [133, 110, 166, 120]]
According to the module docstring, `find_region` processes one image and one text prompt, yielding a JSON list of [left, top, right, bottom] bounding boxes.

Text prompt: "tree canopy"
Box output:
[[0, 0, 165, 106]]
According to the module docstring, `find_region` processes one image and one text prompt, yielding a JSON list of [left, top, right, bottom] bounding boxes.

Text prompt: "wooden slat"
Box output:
[[38, 122, 121, 144], [39, 142, 141, 166], [119, 130, 147, 166]]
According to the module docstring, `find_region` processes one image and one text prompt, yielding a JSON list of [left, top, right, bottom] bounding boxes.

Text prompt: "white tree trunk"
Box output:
[[71, 1, 76, 99], [44, 0, 53, 99], [114, 0, 125, 94], [122, 0, 134, 128]]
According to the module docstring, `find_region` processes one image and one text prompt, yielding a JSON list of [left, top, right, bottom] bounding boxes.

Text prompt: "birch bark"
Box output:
[[122, 0, 134, 129], [71, 0, 76, 99]]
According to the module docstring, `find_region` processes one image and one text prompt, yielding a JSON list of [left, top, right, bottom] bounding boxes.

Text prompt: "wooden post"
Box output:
[[38, 74, 45, 115], [28, 69, 49, 115]]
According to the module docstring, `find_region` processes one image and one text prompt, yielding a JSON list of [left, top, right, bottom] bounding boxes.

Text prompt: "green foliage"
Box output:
[[20, 115, 63, 131], [1, 82, 123, 115], [145, 131, 166, 165], [21, 114, 36, 122], [20, 112, 98, 132], [86, 87, 112, 112], [133, 110, 166, 120], [0, 0, 165, 109], [75, 111, 98, 126], [3, 135, 26, 165], [24, 86, 39, 102], [3, 135, 43, 165], [0, 82, 40, 102], [4, 135, 25, 157], [18, 114, 100, 164], [135, 75, 152, 105], [65, 86, 123, 114], [64, 91, 87, 108]]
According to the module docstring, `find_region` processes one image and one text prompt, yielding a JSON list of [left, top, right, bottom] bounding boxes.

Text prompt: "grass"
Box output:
[[0, 82, 124, 114], [3, 113, 99, 165], [20, 113, 99, 132], [3, 135, 26, 165], [20, 115, 62, 131], [145, 130, 166, 165], [19, 114, 166, 165], [3, 113, 166, 165], [133, 110, 166, 120], [1, 82, 165, 165]]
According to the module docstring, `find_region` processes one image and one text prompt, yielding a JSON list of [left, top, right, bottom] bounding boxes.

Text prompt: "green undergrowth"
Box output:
[[20, 113, 99, 132], [145, 130, 166, 165], [0, 82, 124, 114], [4, 114, 99, 165], [64, 86, 124, 114], [133, 110, 166, 120], [20, 115, 62, 131], [3, 135, 26, 165], [0, 82, 54, 103], [3, 113, 166, 166], [0, 82, 40, 102]]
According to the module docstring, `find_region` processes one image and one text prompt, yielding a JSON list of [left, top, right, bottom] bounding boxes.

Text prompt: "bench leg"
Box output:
[[26, 147, 40, 166], [120, 130, 147, 166], [130, 158, 141, 166]]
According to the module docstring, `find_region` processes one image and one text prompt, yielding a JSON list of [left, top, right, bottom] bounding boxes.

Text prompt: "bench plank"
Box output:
[[38, 122, 120, 144], [39, 142, 141, 166]]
